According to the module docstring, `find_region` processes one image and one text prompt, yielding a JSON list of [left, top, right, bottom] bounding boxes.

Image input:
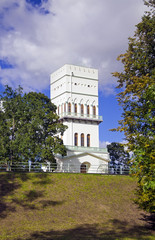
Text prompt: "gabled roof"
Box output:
[[59, 151, 110, 162]]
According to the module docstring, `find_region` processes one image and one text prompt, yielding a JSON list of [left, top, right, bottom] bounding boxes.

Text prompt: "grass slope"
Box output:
[[0, 173, 154, 240]]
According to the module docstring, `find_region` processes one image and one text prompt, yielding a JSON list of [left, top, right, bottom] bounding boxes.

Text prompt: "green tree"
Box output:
[[112, 0, 155, 212], [0, 85, 67, 165], [107, 142, 130, 167]]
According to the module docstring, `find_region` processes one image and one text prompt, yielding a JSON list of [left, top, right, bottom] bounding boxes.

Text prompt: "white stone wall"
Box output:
[[50, 64, 110, 174], [50, 64, 99, 115], [56, 153, 109, 174], [50, 64, 98, 85], [66, 150, 109, 160], [50, 64, 101, 148], [52, 93, 98, 116], [62, 120, 99, 147]]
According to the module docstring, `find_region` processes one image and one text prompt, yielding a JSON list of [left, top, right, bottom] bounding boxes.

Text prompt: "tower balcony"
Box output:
[[65, 145, 108, 153], [58, 112, 103, 123]]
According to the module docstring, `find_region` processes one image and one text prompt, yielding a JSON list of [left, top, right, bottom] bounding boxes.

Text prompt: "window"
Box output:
[[81, 104, 84, 116], [68, 102, 71, 114], [74, 103, 77, 115], [61, 104, 63, 114], [93, 106, 96, 116], [64, 103, 66, 113], [81, 133, 84, 146], [87, 134, 90, 147], [87, 105, 90, 116], [74, 133, 78, 146]]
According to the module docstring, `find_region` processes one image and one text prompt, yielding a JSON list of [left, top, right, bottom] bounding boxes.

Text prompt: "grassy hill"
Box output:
[[0, 172, 154, 240]]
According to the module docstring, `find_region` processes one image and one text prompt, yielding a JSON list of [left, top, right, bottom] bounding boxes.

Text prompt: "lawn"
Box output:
[[0, 172, 154, 240]]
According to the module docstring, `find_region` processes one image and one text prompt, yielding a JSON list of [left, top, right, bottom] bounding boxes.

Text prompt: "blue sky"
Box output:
[[0, 0, 148, 146]]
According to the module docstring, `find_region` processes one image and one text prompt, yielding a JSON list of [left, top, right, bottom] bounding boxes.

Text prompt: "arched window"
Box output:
[[81, 104, 84, 116], [87, 105, 90, 116], [93, 106, 96, 116], [74, 103, 77, 115], [87, 134, 90, 147], [74, 133, 78, 146], [68, 102, 71, 114], [81, 133, 84, 146], [61, 104, 63, 114], [64, 103, 66, 113]]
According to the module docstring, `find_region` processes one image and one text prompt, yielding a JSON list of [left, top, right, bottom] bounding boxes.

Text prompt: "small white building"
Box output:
[[50, 64, 110, 173]]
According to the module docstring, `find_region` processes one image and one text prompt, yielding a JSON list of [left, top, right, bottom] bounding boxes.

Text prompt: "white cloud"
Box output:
[[99, 141, 111, 148], [100, 139, 129, 149], [0, 0, 147, 94]]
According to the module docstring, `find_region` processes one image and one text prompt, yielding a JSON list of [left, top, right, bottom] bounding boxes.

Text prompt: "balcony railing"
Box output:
[[59, 112, 103, 121], [65, 145, 108, 153]]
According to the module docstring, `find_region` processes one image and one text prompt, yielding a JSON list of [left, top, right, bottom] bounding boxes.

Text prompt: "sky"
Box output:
[[0, 0, 148, 147]]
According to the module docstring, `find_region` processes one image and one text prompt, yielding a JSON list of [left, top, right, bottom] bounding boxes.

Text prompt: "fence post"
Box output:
[[28, 160, 31, 172], [6, 161, 10, 171], [120, 165, 123, 174], [8, 161, 10, 171]]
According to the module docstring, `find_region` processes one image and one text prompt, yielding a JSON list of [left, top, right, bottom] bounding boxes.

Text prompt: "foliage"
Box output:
[[0, 85, 67, 164], [112, 1, 155, 213], [107, 142, 130, 167]]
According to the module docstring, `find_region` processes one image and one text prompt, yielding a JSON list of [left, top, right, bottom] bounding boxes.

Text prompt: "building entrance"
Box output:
[[80, 164, 87, 173]]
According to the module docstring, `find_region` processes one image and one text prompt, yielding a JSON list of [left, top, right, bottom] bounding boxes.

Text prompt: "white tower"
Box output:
[[50, 64, 109, 173], [50, 64, 102, 147]]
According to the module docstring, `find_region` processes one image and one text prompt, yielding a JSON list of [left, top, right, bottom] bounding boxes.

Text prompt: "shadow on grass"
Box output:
[[141, 213, 155, 230], [40, 200, 65, 208], [16, 219, 155, 240], [32, 173, 53, 185], [0, 172, 62, 217], [12, 196, 65, 210], [0, 173, 20, 218]]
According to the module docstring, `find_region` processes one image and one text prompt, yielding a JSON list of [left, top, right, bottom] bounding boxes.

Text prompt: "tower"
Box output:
[[50, 64, 102, 147], [50, 64, 109, 173]]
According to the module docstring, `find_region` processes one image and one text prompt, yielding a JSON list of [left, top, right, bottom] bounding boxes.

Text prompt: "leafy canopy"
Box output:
[[0, 85, 67, 163], [112, 0, 155, 213], [107, 142, 130, 168]]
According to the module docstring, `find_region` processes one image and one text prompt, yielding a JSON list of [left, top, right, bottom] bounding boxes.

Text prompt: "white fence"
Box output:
[[0, 161, 130, 175]]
